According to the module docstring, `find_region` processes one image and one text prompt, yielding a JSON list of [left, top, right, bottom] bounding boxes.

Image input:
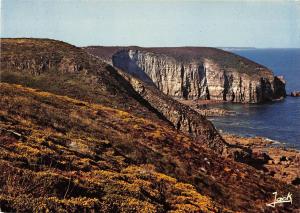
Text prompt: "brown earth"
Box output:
[[177, 99, 235, 117]]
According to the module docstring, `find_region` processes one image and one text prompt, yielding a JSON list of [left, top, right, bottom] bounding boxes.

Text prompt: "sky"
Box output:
[[1, 0, 300, 48]]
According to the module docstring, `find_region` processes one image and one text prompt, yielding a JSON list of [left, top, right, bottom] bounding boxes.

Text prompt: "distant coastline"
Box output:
[[219, 47, 257, 51]]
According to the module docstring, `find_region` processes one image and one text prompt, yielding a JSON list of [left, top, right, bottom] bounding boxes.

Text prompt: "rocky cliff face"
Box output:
[[118, 71, 227, 154], [86, 47, 286, 103]]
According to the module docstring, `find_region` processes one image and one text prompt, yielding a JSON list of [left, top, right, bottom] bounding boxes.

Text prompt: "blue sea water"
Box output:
[[208, 49, 300, 149]]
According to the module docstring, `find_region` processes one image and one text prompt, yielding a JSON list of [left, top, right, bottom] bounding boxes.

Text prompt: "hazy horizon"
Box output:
[[2, 37, 300, 49], [1, 0, 300, 48]]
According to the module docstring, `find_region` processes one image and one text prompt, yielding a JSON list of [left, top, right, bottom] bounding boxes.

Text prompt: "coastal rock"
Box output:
[[86, 47, 286, 103], [114, 49, 285, 103], [222, 133, 300, 186], [291, 91, 300, 97], [176, 99, 236, 117], [273, 75, 286, 98]]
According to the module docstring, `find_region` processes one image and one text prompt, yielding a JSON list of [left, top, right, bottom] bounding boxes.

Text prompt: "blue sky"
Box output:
[[1, 0, 300, 47]]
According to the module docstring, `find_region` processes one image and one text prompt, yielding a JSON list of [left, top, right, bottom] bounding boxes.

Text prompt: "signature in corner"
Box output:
[[266, 192, 292, 208]]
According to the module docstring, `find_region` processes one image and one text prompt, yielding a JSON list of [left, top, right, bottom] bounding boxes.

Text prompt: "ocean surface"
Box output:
[[208, 49, 300, 149]]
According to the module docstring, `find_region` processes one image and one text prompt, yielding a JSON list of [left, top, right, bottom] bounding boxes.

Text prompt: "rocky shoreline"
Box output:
[[177, 99, 236, 117], [186, 98, 300, 186], [177, 97, 299, 187], [223, 133, 300, 186], [181, 98, 300, 185]]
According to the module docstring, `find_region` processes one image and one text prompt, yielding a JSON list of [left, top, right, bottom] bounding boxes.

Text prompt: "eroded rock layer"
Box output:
[[86, 47, 286, 103], [118, 71, 227, 154]]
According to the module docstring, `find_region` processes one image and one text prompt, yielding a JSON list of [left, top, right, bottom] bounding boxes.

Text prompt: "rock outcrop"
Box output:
[[222, 133, 300, 186], [291, 91, 300, 97], [118, 71, 227, 154], [85, 47, 286, 103], [273, 75, 286, 99]]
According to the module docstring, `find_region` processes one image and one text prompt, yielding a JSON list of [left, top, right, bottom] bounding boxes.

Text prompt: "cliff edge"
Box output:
[[85, 46, 286, 103]]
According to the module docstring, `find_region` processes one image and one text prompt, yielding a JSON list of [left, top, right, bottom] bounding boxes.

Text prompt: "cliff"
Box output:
[[85, 46, 286, 103], [118, 71, 226, 154]]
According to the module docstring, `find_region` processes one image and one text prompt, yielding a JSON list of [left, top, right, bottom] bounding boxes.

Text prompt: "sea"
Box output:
[[207, 48, 300, 149]]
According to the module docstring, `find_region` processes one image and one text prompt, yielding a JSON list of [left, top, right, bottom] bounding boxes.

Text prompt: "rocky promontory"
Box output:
[[85, 46, 286, 103]]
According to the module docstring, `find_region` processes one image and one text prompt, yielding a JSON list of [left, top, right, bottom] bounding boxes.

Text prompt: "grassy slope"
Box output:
[[1, 83, 298, 212], [0, 38, 166, 122], [0, 83, 218, 212]]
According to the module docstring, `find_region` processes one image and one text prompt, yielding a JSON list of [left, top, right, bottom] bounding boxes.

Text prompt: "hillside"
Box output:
[[0, 83, 220, 212], [0, 38, 299, 212], [0, 39, 157, 118], [0, 38, 226, 152]]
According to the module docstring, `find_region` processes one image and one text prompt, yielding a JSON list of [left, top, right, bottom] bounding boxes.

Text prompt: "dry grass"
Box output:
[[0, 83, 217, 212]]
